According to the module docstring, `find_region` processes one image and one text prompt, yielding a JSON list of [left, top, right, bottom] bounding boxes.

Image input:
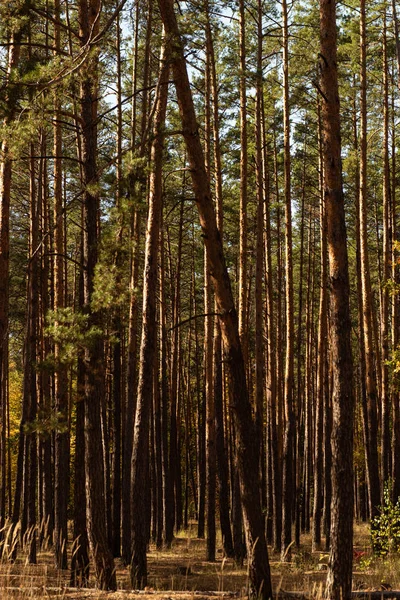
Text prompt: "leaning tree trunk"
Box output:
[[319, 1, 354, 598], [156, 1, 273, 597]]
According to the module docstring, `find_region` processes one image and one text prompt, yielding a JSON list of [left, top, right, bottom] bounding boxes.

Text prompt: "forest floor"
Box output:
[[0, 522, 399, 599]]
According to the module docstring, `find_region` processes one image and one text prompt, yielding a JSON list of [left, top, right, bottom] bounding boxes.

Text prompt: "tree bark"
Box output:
[[319, 1, 354, 597]]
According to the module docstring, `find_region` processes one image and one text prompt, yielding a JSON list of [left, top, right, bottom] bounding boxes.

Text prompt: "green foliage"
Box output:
[[92, 262, 120, 312], [371, 481, 400, 556], [45, 308, 102, 366], [24, 409, 68, 437]]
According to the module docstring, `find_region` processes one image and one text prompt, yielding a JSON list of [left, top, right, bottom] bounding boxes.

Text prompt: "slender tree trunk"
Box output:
[[205, 4, 234, 557], [263, 105, 280, 555], [204, 20, 216, 560], [255, 0, 265, 490], [24, 145, 39, 565], [238, 0, 248, 369], [38, 133, 53, 548], [323, 351, 332, 549], [79, 0, 116, 588], [204, 241, 216, 561], [295, 135, 307, 547], [122, 2, 152, 562], [0, 3, 28, 540], [281, 0, 295, 561], [358, 0, 380, 516], [393, 0, 400, 95], [130, 42, 169, 589], [381, 13, 391, 487], [70, 350, 90, 587], [53, 0, 69, 569], [154, 337, 164, 548], [312, 100, 327, 551], [391, 77, 400, 501], [111, 10, 123, 559], [319, 1, 354, 597]]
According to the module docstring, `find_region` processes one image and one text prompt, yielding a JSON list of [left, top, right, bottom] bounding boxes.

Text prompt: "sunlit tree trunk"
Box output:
[[319, 1, 354, 597]]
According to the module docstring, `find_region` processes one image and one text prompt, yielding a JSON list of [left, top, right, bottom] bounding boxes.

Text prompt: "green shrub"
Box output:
[[371, 481, 400, 556]]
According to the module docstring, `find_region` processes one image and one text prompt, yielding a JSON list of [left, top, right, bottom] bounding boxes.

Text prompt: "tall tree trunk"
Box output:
[[295, 134, 307, 547], [23, 144, 39, 565], [122, 1, 152, 562], [206, 3, 234, 558], [53, 0, 69, 569], [238, 0, 248, 368], [358, 0, 380, 517], [130, 41, 169, 589], [381, 12, 391, 487], [319, 1, 354, 597], [263, 104, 280, 555], [160, 221, 175, 547], [111, 9, 123, 559], [393, 0, 400, 93], [281, 0, 295, 561], [38, 133, 53, 548], [0, 1, 28, 538], [79, 0, 116, 589], [204, 20, 216, 561], [391, 76, 400, 502], [312, 100, 327, 551], [255, 0, 265, 490], [70, 350, 90, 587], [156, 2, 273, 597]]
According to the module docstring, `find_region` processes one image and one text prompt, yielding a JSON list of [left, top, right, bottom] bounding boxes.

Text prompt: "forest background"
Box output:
[[0, 0, 399, 598]]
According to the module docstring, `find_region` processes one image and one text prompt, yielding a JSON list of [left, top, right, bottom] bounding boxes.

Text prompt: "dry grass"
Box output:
[[0, 521, 398, 599]]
